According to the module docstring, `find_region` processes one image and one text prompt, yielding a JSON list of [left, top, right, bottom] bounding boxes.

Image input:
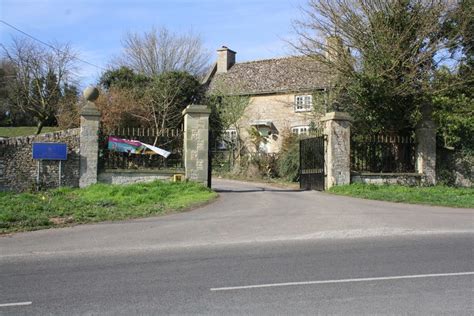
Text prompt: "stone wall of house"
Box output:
[[98, 170, 184, 185], [351, 173, 422, 186], [0, 129, 80, 192], [237, 93, 321, 153]]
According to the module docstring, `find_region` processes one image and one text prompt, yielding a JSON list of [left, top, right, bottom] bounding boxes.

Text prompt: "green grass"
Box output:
[[0, 181, 218, 233], [329, 184, 474, 208], [0, 126, 62, 138]]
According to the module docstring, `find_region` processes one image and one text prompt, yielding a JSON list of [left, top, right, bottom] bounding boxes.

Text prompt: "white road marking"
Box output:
[[210, 271, 474, 291], [0, 301, 32, 307]]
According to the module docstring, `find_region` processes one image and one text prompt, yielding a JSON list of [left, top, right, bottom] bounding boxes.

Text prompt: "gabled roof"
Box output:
[[206, 55, 331, 96]]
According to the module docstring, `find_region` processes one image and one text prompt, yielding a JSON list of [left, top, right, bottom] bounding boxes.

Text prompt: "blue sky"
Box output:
[[0, 0, 305, 87]]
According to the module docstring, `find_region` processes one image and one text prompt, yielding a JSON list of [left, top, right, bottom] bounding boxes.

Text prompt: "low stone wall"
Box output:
[[437, 147, 472, 187], [0, 129, 80, 192], [351, 173, 421, 186], [98, 169, 185, 185]]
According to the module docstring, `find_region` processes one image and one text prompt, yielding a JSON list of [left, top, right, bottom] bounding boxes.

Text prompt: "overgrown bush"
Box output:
[[238, 152, 279, 179], [277, 131, 300, 182]]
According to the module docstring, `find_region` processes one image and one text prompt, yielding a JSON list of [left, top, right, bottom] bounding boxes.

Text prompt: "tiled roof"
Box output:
[[206, 56, 331, 95]]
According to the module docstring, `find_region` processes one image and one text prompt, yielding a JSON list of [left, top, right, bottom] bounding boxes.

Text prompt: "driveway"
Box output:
[[1, 178, 472, 258]]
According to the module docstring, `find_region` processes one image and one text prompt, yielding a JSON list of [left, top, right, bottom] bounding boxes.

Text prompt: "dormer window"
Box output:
[[295, 95, 312, 112]]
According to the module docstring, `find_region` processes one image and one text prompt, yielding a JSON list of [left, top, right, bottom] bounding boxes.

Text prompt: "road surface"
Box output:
[[1, 179, 473, 314]]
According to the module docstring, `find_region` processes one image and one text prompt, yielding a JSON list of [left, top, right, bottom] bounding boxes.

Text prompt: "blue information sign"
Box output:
[[32, 143, 68, 160]]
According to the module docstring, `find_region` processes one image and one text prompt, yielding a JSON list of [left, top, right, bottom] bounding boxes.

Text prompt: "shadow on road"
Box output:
[[214, 188, 303, 193]]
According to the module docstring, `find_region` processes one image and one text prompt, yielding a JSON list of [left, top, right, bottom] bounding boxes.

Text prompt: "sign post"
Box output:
[[32, 143, 68, 189], [37, 160, 41, 188], [59, 160, 62, 187]]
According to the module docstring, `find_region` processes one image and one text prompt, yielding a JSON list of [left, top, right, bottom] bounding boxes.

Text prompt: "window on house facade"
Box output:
[[294, 95, 312, 112], [217, 129, 238, 149], [291, 126, 309, 136]]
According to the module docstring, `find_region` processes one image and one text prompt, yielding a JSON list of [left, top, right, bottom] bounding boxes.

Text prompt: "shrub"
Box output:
[[277, 131, 300, 182]]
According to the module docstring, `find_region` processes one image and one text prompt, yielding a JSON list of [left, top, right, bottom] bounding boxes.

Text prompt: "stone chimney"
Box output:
[[325, 36, 344, 63], [217, 46, 236, 73]]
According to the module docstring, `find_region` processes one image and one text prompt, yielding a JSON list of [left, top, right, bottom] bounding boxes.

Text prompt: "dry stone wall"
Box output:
[[0, 129, 80, 192]]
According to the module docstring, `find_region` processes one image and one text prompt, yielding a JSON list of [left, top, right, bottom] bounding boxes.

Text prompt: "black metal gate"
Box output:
[[299, 136, 326, 191]]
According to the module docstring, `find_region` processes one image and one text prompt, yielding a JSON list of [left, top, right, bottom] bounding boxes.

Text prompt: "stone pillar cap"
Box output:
[[80, 101, 100, 117], [182, 104, 211, 115], [320, 111, 353, 122], [83, 86, 99, 102], [81, 86, 100, 117]]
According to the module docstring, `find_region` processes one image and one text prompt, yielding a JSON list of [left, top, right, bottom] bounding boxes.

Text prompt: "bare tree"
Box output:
[[294, 0, 459, 82], [1, 37, 78, 134], [292, 0, 464, 132], [209, 81, 251, 163], [0, 58, 17, 124], [96, 71, 202, 145], [137, 71, 202, 145], [95, 86, 144, 132], [117, 26, 211, 78]]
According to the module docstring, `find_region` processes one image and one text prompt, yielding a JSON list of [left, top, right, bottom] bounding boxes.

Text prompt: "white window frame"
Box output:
[[217, 129, 238, 150], [294, 95, 312, 112], [291, 126, 310, 136]]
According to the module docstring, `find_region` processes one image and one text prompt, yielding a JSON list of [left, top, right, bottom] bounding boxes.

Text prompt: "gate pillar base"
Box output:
[[321, 112, 352, 190]]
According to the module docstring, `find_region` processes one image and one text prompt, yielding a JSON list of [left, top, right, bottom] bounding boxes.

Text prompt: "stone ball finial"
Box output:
[[83, 86, 99, 102]]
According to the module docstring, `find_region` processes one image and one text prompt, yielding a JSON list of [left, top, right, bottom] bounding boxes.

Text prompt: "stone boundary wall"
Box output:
[[0, 129, 80, 192], [98, 169, 184, 185], [319, 111, 438, 189], [437, 147, 473, 187], [351, 173, 422, 186], [0, 91, 212, 192]]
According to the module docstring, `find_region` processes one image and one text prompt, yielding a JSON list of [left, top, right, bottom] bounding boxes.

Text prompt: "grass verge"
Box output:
[[0, 181, 217, 233], [0, 126, 62, 138], [329, 183, 473, 208]]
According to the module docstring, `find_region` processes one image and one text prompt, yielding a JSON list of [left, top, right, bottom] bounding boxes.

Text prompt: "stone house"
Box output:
[[204, 46, 331, 153]]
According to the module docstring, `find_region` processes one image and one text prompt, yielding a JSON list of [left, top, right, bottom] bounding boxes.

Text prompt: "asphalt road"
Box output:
[[1, 235, 473, 315], [1, 179, 473, 314]]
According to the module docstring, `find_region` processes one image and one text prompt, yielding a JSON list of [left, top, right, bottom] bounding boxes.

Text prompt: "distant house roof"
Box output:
[[206, 55, 331, 96]]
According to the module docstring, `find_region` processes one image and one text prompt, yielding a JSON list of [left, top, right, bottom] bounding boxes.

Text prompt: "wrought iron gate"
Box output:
[[299, 136, 326, 191]]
